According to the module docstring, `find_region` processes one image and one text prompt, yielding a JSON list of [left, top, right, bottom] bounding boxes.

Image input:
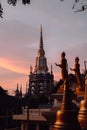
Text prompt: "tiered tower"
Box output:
[[28, 25, 54, 105], [34, 25, 48, 73]]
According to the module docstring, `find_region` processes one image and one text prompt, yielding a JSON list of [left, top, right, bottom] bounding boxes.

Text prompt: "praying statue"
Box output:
[[70, 57, 84, 91], [55, 52, 68, 81]]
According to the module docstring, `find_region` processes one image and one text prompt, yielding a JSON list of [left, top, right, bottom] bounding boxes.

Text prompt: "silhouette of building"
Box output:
[[13, 25, 55, 130], [0, 86, 22, 130], [15, 83, 22, 100], [27, 25, 54, 106], [12, 26, 86, 130]]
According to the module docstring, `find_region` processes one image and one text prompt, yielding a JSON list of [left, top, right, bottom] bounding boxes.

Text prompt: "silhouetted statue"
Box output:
[[70, 57, 84, 91], [55, 52, 68, 81]]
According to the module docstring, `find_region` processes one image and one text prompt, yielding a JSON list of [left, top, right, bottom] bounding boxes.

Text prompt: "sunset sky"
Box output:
[[0, 0, 87, 95]]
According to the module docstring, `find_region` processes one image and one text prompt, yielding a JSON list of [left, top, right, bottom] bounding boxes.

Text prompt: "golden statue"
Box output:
[[55, 52, 68, 81], [70, 57, 85, 92]]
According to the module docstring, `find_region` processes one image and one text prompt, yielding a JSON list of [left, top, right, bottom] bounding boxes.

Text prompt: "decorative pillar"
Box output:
[[21, 121, 27, 130], [78, 75, 87, 130], [36, 122, 40, 130], [53, 80, 81, 130], [42, 80, 81, 130]]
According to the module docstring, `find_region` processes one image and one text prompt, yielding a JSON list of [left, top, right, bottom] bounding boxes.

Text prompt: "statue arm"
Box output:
[[55, 63, 62, 68], [55, 63, 58, 66], [70, 67, 75, 71]]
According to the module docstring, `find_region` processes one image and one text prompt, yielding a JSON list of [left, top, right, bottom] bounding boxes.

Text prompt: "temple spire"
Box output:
[[34, 25, 48, 73], [40, 24, 43, 49], [38, 25, 45, 57]]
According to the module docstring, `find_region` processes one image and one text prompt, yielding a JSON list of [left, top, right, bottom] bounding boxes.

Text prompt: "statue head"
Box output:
[[61, 52, 65, 58], [75, 57, 79, 62]]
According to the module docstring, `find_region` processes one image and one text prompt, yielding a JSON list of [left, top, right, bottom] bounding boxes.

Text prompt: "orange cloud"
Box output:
[[0, 73, 28, 95], [0, 57, 27, 74]]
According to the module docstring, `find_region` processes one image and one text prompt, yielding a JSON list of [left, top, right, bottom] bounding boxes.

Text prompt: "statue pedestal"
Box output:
[[78, 99, 87, 130], [53, 109, 81, 130]]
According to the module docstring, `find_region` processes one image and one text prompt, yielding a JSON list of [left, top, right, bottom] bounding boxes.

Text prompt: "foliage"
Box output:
[[0, 0, 87, 18], [72, 0, 87, 12], [0, 2, 3, 18], [0, 0, 30, 18]]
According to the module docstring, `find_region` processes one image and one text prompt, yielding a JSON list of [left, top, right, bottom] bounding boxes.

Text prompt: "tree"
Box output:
[[0, 2, 3, 18], [72, 0, 87, 12], [0, 0, 87, 18], [0, 0, 30, 18]]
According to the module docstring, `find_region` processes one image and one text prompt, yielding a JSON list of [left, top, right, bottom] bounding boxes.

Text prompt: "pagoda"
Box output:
[[28, 25, 54, 105]]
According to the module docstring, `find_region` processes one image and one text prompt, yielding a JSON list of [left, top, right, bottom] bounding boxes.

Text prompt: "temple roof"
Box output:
[[34, 25, 48, 73], [0, 86, 21, 106], [0, 86, 8, 95]]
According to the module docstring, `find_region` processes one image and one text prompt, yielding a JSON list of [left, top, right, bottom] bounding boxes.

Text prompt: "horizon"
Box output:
[[0, 0, 87, 95]]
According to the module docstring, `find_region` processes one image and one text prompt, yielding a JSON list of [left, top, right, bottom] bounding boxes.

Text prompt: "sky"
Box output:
[[0, 0, 87, 95]]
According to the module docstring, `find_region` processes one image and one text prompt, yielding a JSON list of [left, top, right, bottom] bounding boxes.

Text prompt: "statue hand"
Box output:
[[70, 68, 73, 71], [55, 63, 58, 66]]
